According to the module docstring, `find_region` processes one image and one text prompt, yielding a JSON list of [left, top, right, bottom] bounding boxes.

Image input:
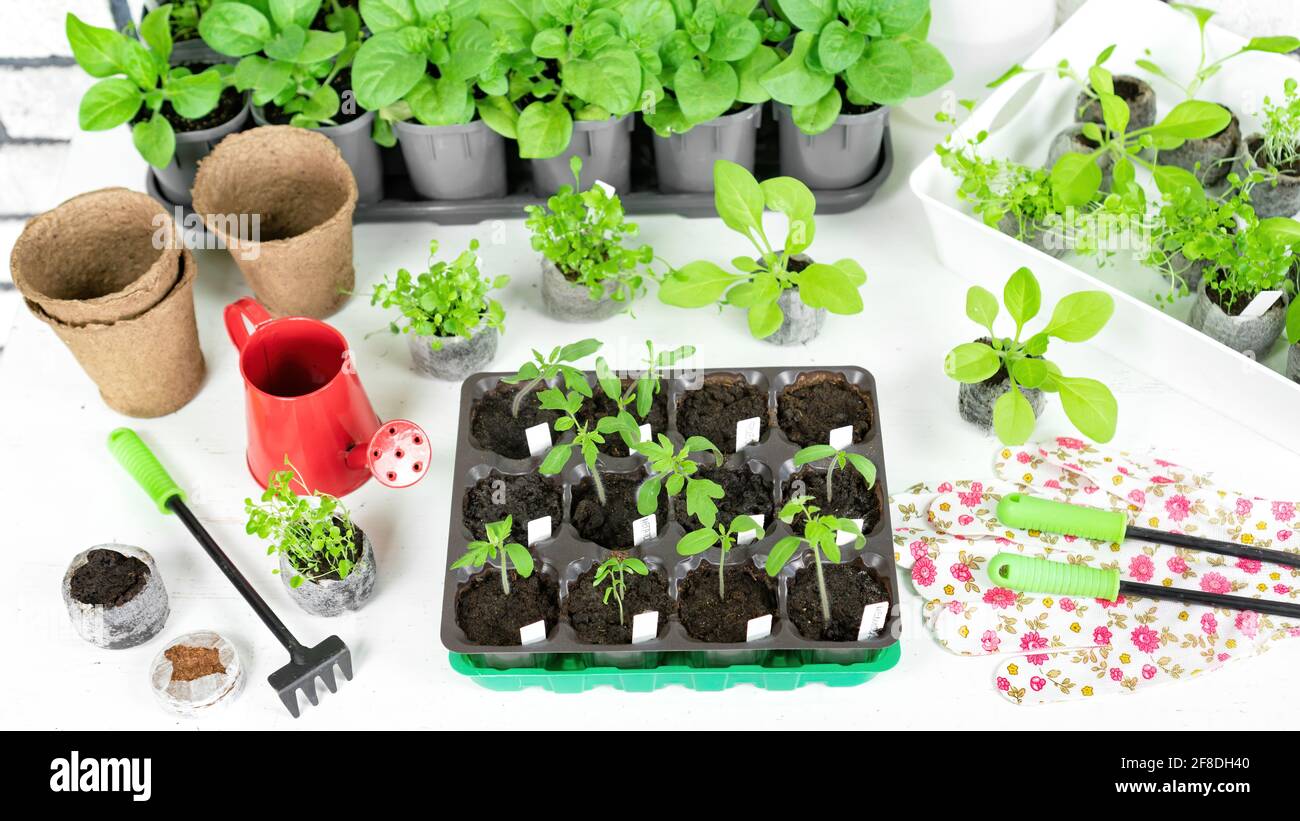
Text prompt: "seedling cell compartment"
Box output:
[[442, 366, 901, 670]]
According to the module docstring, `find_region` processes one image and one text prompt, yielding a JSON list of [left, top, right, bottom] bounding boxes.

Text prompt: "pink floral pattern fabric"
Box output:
[[893, 438, 1300, 705]]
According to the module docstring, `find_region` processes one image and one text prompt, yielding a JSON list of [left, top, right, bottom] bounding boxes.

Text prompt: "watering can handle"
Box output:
[[224, 297, 273, 352]]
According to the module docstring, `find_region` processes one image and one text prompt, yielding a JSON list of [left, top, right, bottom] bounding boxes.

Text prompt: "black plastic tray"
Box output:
[[441, 366, 900, 667]]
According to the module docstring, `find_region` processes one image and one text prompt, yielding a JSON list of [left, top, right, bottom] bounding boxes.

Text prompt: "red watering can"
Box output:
[[224, 298, 431, 497]]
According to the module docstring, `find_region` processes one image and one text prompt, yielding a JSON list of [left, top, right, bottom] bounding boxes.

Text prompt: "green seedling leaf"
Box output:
[[1151, 100, 1231, 141], [1043, 291, 1114, 342], [659, 260, 739, 307], [966, 285, 999, 332], [944, 342, 1000, 383], [713, 159, 766, 237], [992, 386, 1037, 445], [1050, 152, 1103, 208], [1003, 266, 1041, 331], [1056, 376, 1118, 443], [761, 31, 834, 106]]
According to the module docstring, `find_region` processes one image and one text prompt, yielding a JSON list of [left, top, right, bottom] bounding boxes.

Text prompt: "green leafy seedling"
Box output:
[[944, 266, 1118, 446], [501, 338, 602, 418], [792, 445, 876, 504], [369, 238, 508, 351], [592, 341, 696, 450], [659, 160, 867, 339], [1258, 78, 1300, 174], [245, 461, 358, 588], [167, 0, 215, 42], [450, 515, 534, 596], [68, 8, 228, 168], [676, 515, 765, 601], [592, 555, 649, 626], [537, 388, 608, 504], [766, 495, 864, 625], [634, 434, 724, 527]]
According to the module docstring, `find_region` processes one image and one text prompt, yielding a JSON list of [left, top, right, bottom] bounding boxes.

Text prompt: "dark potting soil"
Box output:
[[164, 645, 226, 682], [69, 549, 150, 607], [462, 472, 563, 544], [581, 378, 669, 457], [787, 559, 888, 641], [677, 561, 778, 643], [676, 374, 769, 454], [672, 464, 774, 531], [776, 373, 873, 447], [563, 564, 672, 644], [833, 76, 882, 117], [262, 69, 364, 126], [470, 382, 561, 459], [1207, 284, 1267, 317], [132, 69, 243, 133], [571, 472, 667, 549], [455, 567, 559, 646], [783, 465, 882, 534], [287, 519, 362, 582]]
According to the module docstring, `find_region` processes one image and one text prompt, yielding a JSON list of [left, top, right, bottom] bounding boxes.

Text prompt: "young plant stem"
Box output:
[[511, 377, 545, 417], [718, 548, 726, 602], [501, 549, 511, 596], [813, 546, 831, 624], [614, 563, 626, 626], [826, 463, 836, 505], [591, 466, 607, 505]]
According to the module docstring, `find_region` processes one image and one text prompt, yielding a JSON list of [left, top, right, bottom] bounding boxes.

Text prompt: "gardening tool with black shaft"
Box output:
[[990, 553, 1300, 619], [107, 428, 352, 718], [998, 493, 1300, 571]]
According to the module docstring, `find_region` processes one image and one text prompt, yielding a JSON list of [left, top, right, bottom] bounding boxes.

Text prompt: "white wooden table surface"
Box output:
[[2, 113, 1297, 730]]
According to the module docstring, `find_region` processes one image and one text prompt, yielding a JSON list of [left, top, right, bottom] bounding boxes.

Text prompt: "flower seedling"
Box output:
[[167, 0, 215, 42], [199, 0, 359, 129], [1258, 78, 1300, 174], [634, 435, 724, 527], [766, 495, 863, 624], [761, 0, 951, 135], [451, 516, 534, 596], [68, 8, 229, 168], [245, 463, 358, 588], [676, 515, 765, 601], [526, 157, 655, 307], [501, 338, 602, 418], [944, 266, 1118, 446], [791, 445, 876, 504], [658, 160, 867, 339], [592, 555, 650, 626], [988, 44, 1119, 113], [369, 238, 508, 351], [1199, 213, 1300, 316], [537, 388, 608, 504], [592, 341, 696, 449], [1137, 4, 1300, 101], [1287, 297, 1300, 350]]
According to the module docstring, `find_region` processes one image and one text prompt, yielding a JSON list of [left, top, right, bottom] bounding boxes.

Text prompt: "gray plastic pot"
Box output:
[[1160, 107, 1240, 186], [1076, 74, 1156, 132], [958, 376, 1044, 431], [530, 114, 633, 197], [996, 212, 1069, 258], [775, 103, 888, 189], [1289, 345, 1300, 383], [63, 545, 169, 649], [1188, 281, 1287, 357], [764, 287, 826, 346], [279, 527, 377, 617], [540, 256, 625, 322], [1046, 124, 1114, 191], [407, 325, 499, 380], [393, 118, 508, 200], [152, 101, 250, 206], [652, 104, 761, 193], [253, 106, 384, 205], [1233, 134, 1300, 219]]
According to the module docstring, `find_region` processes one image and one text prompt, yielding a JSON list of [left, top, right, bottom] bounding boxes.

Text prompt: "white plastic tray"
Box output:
[[909, 0, 1300, 451]]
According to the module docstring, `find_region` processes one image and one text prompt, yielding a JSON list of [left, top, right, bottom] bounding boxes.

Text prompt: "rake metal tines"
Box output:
[[270, 636, 354, 718]]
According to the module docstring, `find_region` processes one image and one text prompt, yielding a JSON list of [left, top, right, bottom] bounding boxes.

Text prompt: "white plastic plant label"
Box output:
[[737, 514, 764, 545], [736, 416, 761, 450], [837, 518, 864, 546], [593, 179, 616, 196], [1239, 290, 1284, 319], [828, 425, 854, 450], [857, 602, 889, 641], [746, 614, 773, 642], [638, 423, 652, 444], [525, 423, 551, 456], [632, 514, 658, 546], [631, 611, 659, 644], [519, 620, 547, 646], [526, 516, 552, 546]]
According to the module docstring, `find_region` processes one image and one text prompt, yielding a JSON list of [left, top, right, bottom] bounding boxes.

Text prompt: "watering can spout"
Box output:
[[346, 419, 432, 488]]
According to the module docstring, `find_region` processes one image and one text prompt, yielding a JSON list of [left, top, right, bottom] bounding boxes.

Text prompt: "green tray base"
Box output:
[[449, 643, 901, 693]]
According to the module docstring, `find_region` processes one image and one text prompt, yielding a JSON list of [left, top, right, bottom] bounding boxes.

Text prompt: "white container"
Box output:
[[909, 0, 1300, 451]]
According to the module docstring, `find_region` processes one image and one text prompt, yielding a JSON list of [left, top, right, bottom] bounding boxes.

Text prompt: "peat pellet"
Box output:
[[63, 545, 169, 650], [150, 631, 245, 717]]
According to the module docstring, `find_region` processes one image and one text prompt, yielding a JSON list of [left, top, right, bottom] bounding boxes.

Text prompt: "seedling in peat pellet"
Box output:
[[501, 339, 602, 417], [537, 388, 607, 504], [792, 445, 877, 504], [767, 496, 864, 624], [450, 516, 534, 596], [592, 341, 695, 449], [593, 555, 649, 626], [676, 515, 765, 602], [635, 435, 724, 527]]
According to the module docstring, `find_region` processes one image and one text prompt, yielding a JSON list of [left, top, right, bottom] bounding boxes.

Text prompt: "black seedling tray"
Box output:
[[441, 366, 900, 668], [145, 122, 893, 225]]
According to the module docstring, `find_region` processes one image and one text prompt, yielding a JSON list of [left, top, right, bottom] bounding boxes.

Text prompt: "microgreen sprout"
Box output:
[[1259, 78, 1300, 172], [792, 445, 876, 505], [593, 555, 649, 626], [676, 515, 765, 601], [766, 496, 864, 624], [537, 387, 607, 504], [501, 338, 602, 417], [634, 434, 724, 527], [450, 516, 534, 596], [245, 461, 357, 588]]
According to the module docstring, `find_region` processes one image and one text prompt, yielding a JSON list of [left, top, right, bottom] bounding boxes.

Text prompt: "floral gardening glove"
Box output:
[[892, 438, 1300, 705]]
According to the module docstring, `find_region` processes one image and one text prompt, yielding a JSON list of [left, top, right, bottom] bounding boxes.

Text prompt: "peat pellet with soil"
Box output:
[[150, 630, 244, 717], [62, 545, 169, 649], [676, 373, 769, 454], [563, 564, 672, 644], [677, 562, 778, 643], [455, 568, 560, 646], [462, 472, 564, 544], [571, 472, 667, 549], [787, 560, 888, 642], [672, 463, 774, 531], [582, 378, 669, 457], [469, 382, 561, 459], [777, 372, 873, 447], [783, 466, 882, 533]]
